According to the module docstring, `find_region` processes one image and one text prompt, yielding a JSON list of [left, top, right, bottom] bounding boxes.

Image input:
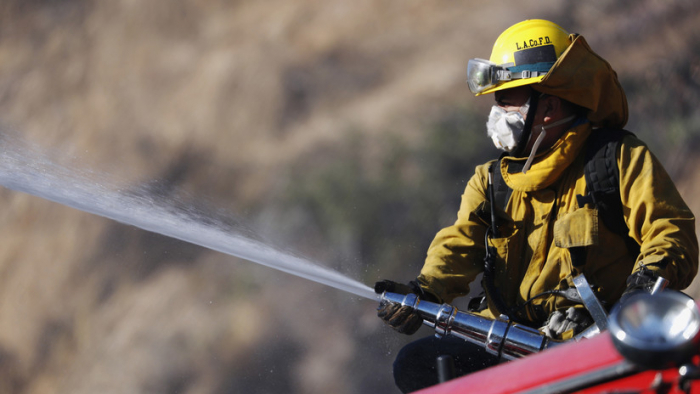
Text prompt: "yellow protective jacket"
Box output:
[[417, 121, 698, 327]]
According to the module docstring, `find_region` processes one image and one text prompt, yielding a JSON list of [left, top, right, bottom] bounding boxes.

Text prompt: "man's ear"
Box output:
[[542, 96, 562, 124]]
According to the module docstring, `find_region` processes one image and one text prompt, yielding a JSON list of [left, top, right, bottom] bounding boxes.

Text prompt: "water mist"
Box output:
[[0, 132, 378, 300]]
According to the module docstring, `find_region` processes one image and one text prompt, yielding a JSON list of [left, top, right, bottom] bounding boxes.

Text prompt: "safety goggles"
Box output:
[[466, 58, 548, 94]]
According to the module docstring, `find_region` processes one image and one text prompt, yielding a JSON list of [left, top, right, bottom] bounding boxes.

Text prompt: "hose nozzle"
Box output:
[[379, 292, 558, 360]]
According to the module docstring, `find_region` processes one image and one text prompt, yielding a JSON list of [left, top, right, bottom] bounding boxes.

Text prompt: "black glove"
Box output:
[[540, 307, 593, 339], [377, 301, 424, 335], [620, 266, 660, 304], [374, 279, 439, 335], [374, 279, 416, 296], [374, 279, 440, 302]]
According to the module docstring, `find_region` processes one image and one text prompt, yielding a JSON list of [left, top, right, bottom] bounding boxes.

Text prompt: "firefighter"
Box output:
[[376, 19, 699, 393]]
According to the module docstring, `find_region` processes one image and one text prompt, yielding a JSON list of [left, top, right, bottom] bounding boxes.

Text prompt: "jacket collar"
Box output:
[[500, 121, 592, 192]]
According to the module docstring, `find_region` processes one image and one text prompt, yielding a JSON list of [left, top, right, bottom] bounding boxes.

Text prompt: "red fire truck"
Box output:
[[380, 276, 700, 394]]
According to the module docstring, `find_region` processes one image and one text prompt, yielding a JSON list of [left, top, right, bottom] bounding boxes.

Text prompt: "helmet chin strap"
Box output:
[[522, 129, 547, 174], [511, 91, 540, 158], [521, 114, 577, 174]]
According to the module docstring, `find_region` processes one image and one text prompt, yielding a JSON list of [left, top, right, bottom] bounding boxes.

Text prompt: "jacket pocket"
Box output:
[[554, 208, 599, 249]]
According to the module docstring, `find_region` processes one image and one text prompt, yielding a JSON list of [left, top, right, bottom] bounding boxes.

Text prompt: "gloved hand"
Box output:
[[620, 266, 660, 304], [374, 279, 440, 302], [374, 279, 417, 296], [374, 279, 439, 335], [376, 300, 424, 335], [541, 307, 593, 339]]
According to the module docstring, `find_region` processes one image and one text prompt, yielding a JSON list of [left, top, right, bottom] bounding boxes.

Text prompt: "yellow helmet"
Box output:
[[467, 20, 572, 95]]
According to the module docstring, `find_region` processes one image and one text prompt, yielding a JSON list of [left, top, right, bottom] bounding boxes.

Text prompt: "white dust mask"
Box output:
[[486, 100, 530, 152]]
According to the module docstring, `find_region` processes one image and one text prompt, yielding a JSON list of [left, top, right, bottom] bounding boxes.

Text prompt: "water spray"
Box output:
[[0, 132, 378, 301]]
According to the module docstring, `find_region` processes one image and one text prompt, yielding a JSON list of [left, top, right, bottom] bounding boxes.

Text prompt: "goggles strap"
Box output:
[[496, 69, 548, 82]]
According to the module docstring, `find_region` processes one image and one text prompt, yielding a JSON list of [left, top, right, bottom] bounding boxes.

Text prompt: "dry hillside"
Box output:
[[1, 1, 700, 393]]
